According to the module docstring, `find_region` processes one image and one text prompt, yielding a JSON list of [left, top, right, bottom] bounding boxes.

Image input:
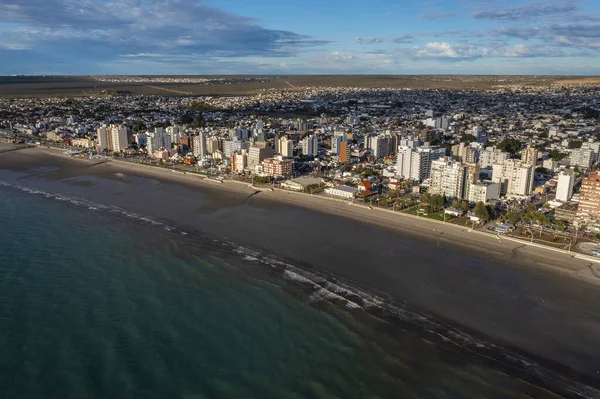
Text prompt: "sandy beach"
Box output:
[[3, 144, 600, 387]]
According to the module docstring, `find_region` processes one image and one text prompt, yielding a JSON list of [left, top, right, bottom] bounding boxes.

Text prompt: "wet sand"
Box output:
[[3, 145, 600, 388]]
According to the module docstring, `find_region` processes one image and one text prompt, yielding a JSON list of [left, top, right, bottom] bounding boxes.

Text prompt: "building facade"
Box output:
[[556, 168, 575, 202], [577, 172, 600, 221], [492, 159, 534, 197], [301, 135, 319, 157], [262, 157, 293, 177], [396, 145, 446, 182]]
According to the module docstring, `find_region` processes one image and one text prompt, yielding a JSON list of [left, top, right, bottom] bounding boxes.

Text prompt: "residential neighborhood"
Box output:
[[2, 83, 600, 255]]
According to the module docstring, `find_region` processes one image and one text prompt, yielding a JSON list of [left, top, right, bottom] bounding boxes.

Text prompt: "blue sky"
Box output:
[[1, 0, 600, 75]]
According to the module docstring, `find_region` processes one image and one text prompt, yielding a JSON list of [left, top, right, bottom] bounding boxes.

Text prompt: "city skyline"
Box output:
[[1, 0, 600, 75]]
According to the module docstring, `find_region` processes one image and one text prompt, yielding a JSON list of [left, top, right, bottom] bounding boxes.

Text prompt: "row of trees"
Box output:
[[421, 194, 493, 222]]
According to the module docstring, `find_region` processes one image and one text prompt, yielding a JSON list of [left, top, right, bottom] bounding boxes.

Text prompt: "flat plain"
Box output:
[[1, 75, 600, 97]]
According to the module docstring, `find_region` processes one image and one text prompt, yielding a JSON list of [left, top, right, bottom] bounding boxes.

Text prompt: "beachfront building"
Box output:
[[262, 157, 293, 177], [108, 125, 128, 152], [96, 124, 127, 152], [146, 127, 172, 154], [223, 138, 250, 158], [96, 126, 108, 149], [396, 145, 446, 182], [301, 135, 319, 157], [492, 159, 534, 198], [281, 177, 323, 192], [232, 150, 248, 173], [192, 132, 207, 158], [429, 158, 463, 199], [429, 158, 481, 200], [556, 168, 575, 202], [467, 181, 500, 203], [247, 145, 274, 172], [71, 138, 95, 148], [324, 186, 358, 199], [577, 172, 600, 221]]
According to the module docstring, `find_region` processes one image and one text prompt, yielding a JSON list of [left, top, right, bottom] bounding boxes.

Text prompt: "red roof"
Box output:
[[358, 180, 372, 189]]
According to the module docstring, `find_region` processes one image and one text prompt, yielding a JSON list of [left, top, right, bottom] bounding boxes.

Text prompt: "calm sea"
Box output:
[[0, 184, 591, 398]]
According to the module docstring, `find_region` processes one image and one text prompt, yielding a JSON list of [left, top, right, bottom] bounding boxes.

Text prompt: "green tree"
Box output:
[[430, 194, 444, 211], [451, 199, 469, 211], [474, 201, 490, 221], [549, 149, 567, 161], [460, 133, 477, 144], [535, 167, 550, 174], [568, 140, 583, 149], [554, 219, 565, 231], [506, 210, 520, 225], [497, 138, 521, 155]]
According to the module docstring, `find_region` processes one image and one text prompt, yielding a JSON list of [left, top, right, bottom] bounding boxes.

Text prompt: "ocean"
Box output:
[[0, 179, 596, 398]]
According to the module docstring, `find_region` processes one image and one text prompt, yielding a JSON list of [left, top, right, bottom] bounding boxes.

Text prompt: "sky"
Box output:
[[1, 0, 600, 75]]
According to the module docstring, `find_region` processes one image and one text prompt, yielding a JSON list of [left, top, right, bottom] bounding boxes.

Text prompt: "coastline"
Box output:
[[3, 144, 600, 390], [4, 145, 600, 288], [98, 150, 600, 287]]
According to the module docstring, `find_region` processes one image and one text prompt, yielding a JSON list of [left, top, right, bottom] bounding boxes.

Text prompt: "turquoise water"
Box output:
[[0, 186, 581, 398]]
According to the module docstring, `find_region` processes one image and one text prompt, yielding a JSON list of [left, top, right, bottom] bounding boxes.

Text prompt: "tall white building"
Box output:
[[429, 158, 463, 199], [248, 146, 274, 171], [367, 133, 397, 158], [479, 147, 510, 168], [468, 181, 500, 203], [146, 127, 172, 154], [570, 147, 596, 169], [331, 132, 347, 155], [556, 168, 575, 202], [109, 125, 128, 152], [193, 132, 207, 158], [396, 145, 446, 182], [278, 136, 294, 157], [233, 150, 248, 173], [492, 159, 534, 197], [301, 135, 319, 157], [429, 158, 482, 200], [167, 125, 183, 144], [96, 126, 108, 150], [223, 138, 250, 157], [521, 146, 539, 168]]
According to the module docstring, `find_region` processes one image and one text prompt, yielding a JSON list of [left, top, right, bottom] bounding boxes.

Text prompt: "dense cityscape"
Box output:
[[2, 83, 600, 256]]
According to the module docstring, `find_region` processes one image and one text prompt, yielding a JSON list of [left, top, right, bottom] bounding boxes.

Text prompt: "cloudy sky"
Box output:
[[1, 0, 599, 75]]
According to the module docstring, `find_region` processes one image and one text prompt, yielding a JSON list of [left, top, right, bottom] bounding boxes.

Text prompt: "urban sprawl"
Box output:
[[3, 84, 600, 255]]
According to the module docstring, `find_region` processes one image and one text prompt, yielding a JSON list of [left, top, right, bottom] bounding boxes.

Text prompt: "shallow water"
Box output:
[[1, 175, 597, 398]]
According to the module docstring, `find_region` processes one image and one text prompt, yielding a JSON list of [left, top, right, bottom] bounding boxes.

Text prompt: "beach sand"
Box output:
[[3, 145, 600, 387]]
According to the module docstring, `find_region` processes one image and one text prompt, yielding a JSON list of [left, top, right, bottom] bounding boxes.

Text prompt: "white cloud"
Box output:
[[414, 42, 480, 59], [330, 51, 355, 61]]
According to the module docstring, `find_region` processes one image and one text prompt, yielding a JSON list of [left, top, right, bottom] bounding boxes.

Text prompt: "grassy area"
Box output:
[[402, 206, 446, 221]]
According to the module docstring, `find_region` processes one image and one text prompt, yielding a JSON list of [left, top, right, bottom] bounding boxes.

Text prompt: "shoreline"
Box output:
[[7, 144, 600, 286], [4, 144, 600, 390], [103, 153, 600, 286]]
